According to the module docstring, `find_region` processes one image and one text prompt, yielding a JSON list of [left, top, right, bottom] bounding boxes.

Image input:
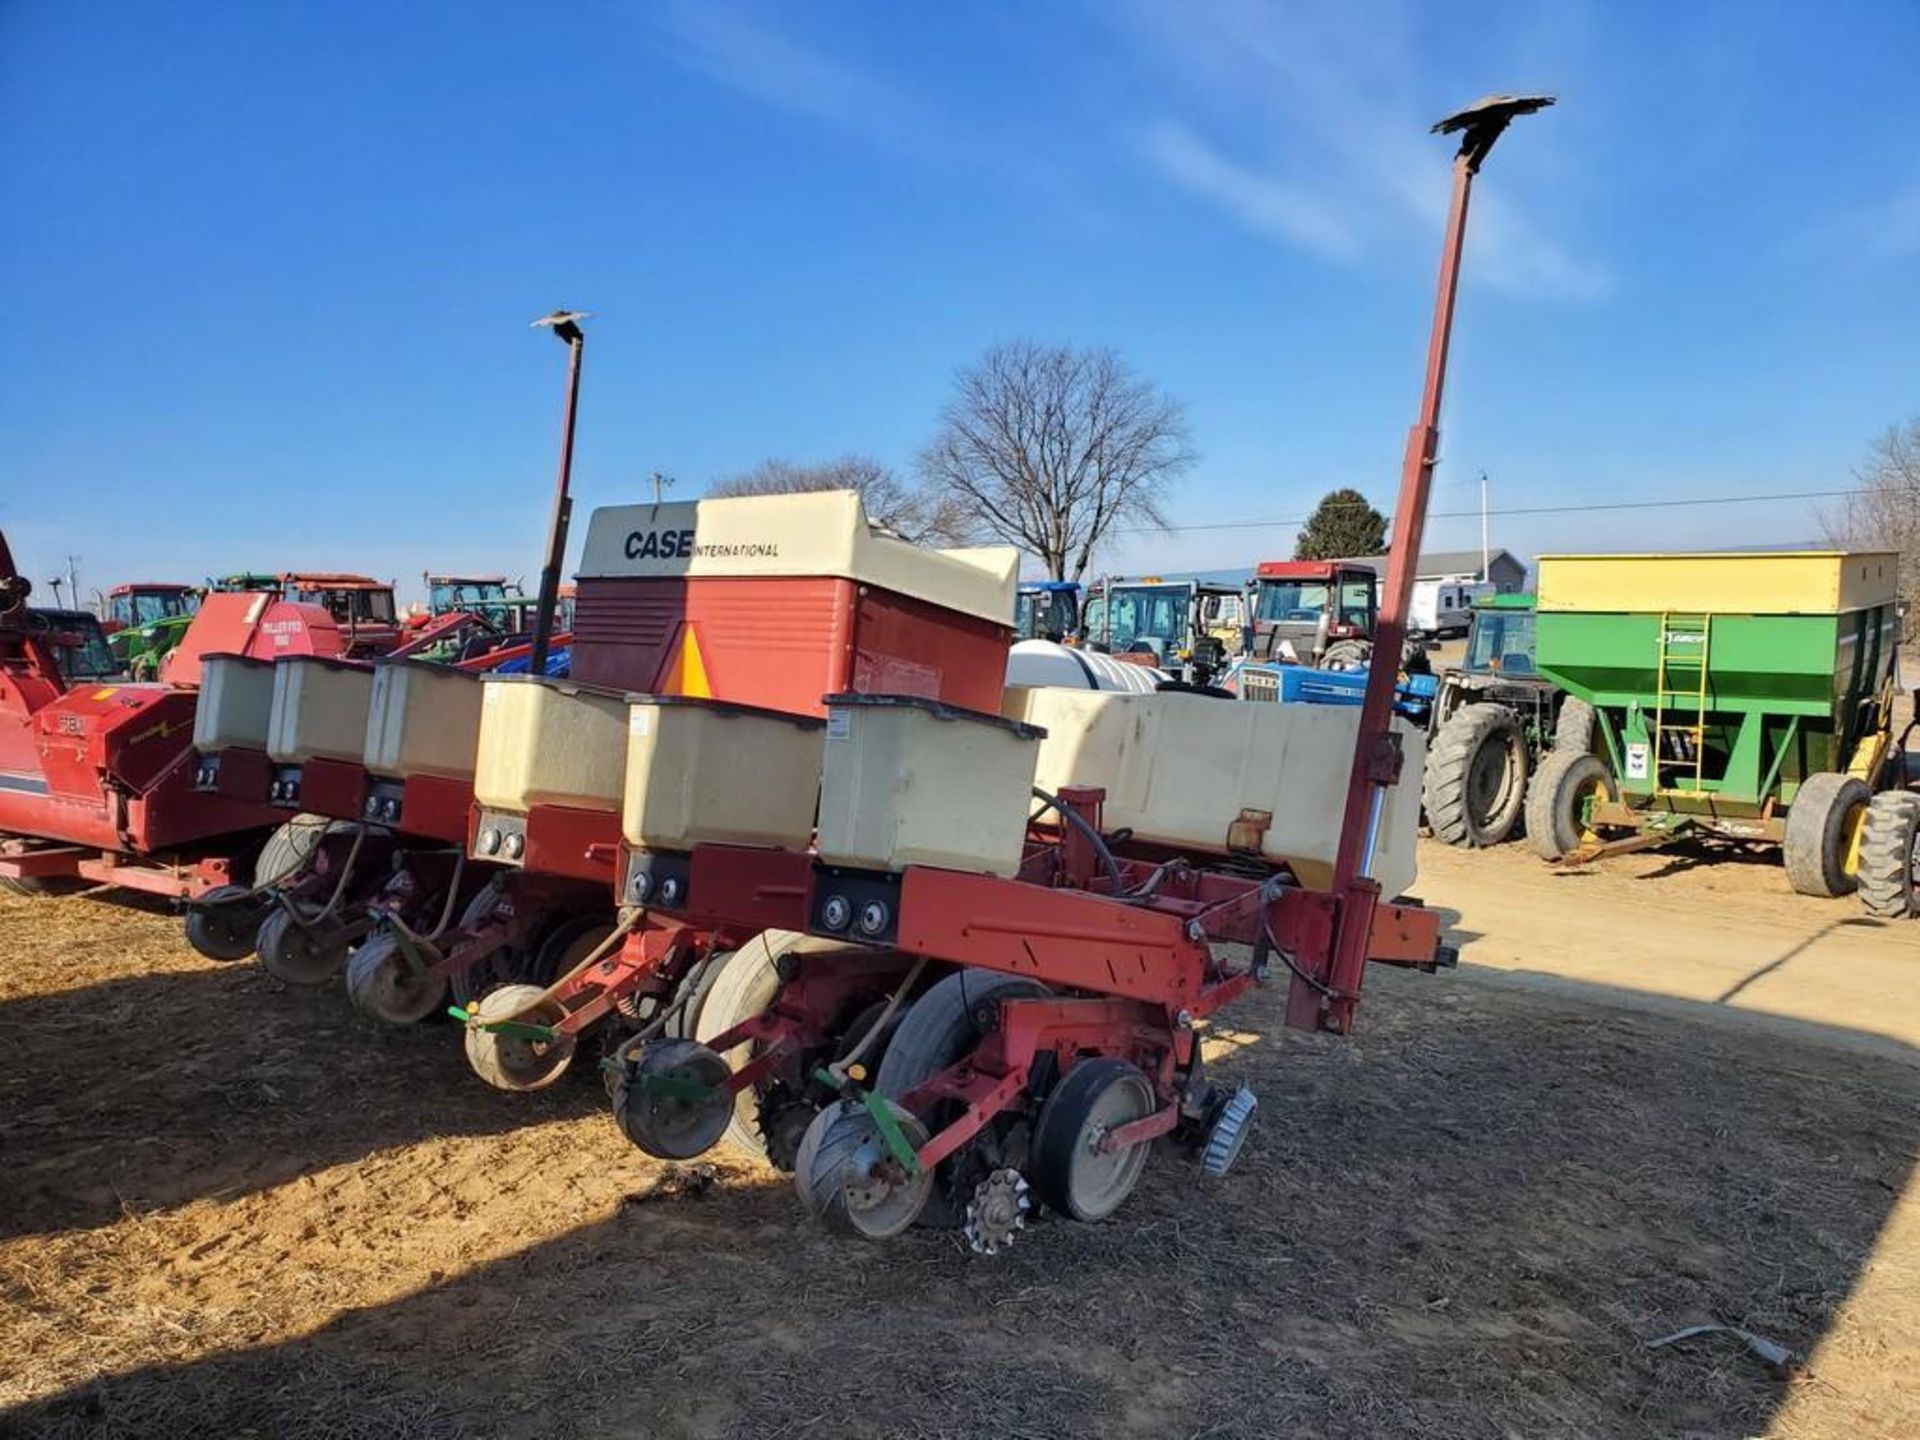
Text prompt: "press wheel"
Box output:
[[1030, 1058, 1156, 1223], [611, 1039, 734, 1160], [464, 983, 574, 1091], [256, 904, 350, 987], [794, 1098, 932, 1240], [345, 931, 449, 1026]]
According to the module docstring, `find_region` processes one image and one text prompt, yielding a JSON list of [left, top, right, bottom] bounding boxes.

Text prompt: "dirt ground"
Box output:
[[1, 848, 1917, 1440]]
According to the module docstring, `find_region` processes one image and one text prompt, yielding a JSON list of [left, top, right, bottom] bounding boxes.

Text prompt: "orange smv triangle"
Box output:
[[660, 624, 712, 698]]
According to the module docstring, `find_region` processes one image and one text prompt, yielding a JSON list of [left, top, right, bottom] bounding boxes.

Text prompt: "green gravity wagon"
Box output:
[[1523, 550, 1908, 901]]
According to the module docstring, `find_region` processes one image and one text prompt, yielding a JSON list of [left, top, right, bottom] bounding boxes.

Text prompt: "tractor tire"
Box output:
[[1783, 772, 1871, 899], [1857, 790, 1920, 919], [1319, 640, 1371, 672], [1525, 750, 1619, 861], [1552, 696, 1596, 754], [252, 815, 336, 888], [1423, 702, 1529, 848]]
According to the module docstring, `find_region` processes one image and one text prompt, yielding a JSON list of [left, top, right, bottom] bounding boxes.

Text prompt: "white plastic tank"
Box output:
[[473, 675, 629, 813], [267, 657, 377, 766], [815, 694, 1043, 878], [1004, 639, 1166, 693], [624, 697, 826, 852], [193, 654, 278, 754], [1002, 686, 1424, 899], [363, 659, 486, 782]]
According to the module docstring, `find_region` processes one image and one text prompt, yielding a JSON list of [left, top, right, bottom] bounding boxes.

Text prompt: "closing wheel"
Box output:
[[184, 885, 265, 962], [1524, 750, 1621, 861], [612, 1039, 734, 1160], [794, 1098, 932, 1240], [464, 983, 575, 1091], [1030, 1058, 1157, 1223], [345, 930, 449, 1026], [876, 968, 1051, 1228], [1857, 789, 1920, 918], [256, 905, 351, 987], [1783, 772, 1871, 898], [1423, 702, 1529, 848]]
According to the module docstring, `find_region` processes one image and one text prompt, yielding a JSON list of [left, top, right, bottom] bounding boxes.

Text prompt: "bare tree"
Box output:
[[917, 341, 1194, 581], [1823, 418, 1920, 641], [707, 455, 972, 546]]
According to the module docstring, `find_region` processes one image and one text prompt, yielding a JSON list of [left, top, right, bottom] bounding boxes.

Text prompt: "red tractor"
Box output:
[[1246, 559, 1382, 668]]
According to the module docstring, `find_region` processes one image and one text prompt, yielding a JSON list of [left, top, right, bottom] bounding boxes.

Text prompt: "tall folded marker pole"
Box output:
[[1315, 95, 1554, 1033], [529, 309, 591, 678]]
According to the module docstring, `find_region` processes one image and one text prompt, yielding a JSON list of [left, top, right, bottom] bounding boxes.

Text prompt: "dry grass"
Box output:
[[1, 885, 1917, 1439]]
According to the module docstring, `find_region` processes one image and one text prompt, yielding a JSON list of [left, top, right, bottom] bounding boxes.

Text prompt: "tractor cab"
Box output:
[[1248, 561, 1380, 667], [1083, 576, 1241, 683], [103, 583, 199, 635], [25, 608, 122, 683], [424, 574, 526, 630], [1013, 581, 1081, 643], [1460, 592, 1538, 676], [211, 572, 401, 656]]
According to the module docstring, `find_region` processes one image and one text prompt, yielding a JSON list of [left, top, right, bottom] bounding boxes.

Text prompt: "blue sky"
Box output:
[[3, 1, 1917, 600]]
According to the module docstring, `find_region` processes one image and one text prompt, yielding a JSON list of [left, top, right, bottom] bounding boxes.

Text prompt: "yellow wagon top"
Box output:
[[1534, 550, 1899, 615]]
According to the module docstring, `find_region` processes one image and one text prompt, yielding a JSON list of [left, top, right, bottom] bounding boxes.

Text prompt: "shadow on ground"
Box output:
[[0, 962, 602, 1241], [4, 963, 1915, 1440]]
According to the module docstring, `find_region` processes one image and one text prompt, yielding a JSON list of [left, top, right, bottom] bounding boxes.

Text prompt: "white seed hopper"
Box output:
[[266, 657, 377, 767], [193, 654, 278, 754], [473, 676, 630, 814], [816, 694, 1044, 878], [624, 696, 826, 853], [1002, 687, 1424, 898], [363, 659, 486, 782]]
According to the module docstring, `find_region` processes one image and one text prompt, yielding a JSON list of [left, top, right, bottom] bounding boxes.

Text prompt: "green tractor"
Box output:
[[101, 582, 202, 681], [1422, 594, 1587, 847]]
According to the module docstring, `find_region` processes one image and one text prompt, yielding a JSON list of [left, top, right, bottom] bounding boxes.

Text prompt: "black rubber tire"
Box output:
[[1783, 772, 1871, 899], [1525, 750, 1619, 861], [1552, 696, 1596, 754], [793, 1098, 932, 1239], [533, 915, 618, 982], [1029, 1057, 1156, 1224], [252, 815, 336, 888], [611, 1039, 734, 1160], [1423, 702, 1529, 848], [0, 876, 57, 897], [875, 968, 1050, 1229], [255, 904, 351, 987], [183, 885, 264, 962], [345, 931, 449, 1026], [1857, 790, 1920, 919], [1319, 640, 1371, 671]]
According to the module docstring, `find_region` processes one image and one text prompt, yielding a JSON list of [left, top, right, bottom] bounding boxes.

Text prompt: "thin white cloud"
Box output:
[[1142, 121, 1357, 261], [1112, 0, 1609, 302], [653, 1, 930, 145]]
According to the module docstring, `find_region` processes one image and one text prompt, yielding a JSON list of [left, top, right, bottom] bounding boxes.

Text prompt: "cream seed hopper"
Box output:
[[189, 654, 280, 801], [359, 657, 488, 843], [1002, 687, 1425, 900], [263, 656, 377, 815], [467, 490, 1017, 888]]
